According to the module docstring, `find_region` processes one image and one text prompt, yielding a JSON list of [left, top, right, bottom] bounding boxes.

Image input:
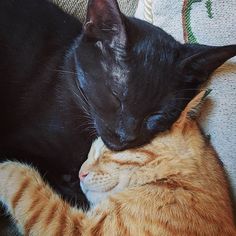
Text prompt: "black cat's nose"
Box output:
[[115, 129, 137, 144], [119, 134, 137, 144]]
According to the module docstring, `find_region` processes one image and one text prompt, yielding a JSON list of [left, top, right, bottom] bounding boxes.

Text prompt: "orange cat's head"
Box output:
[[80, 91, 210, 206]]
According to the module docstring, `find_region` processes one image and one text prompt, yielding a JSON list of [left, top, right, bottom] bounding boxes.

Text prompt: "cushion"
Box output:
[[50, 0, 139, 22], [136, 0, 236, 204]]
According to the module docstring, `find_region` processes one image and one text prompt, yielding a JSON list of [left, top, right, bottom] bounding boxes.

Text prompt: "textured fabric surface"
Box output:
[[136, 0, 236, 202], [50, 0, 139, 23]]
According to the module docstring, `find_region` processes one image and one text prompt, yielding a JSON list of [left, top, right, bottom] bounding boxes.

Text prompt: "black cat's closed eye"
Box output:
[[145, 113, 164, 131]]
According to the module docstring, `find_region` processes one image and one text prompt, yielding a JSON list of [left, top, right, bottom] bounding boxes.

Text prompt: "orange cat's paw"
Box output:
[[0, 161, 35, 196], [0, 161, 18, 179], [0, 160, 19, 170], [0, 161, 28, 178], [0, 162, 19, 200]]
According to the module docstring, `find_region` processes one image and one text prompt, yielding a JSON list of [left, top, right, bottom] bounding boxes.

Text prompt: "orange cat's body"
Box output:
[[0, 92, 235, 236]]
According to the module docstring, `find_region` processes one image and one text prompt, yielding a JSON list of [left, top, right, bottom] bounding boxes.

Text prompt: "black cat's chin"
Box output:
[[102, 139, 137, 151], [101, 134, 149, 151]]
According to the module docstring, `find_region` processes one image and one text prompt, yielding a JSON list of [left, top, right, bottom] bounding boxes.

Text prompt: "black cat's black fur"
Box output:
[[0, 0, 88, 201], [0, 0, 236, 206]]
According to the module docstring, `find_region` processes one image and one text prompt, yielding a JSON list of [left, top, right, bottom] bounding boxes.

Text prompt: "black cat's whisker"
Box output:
[[83, 127, 97, 139], [161, 108, 183, 120], [81, 107, 91, 119], [78, 122, 95, 129], [87, 131, 97, 137], [72, 89, 89, 106], [77, 104, 91, 119], [72, 53, 91, 107], [178, 88, 204, 92], [88, 131, 98, 139], [73, 115, 93, 129], [76, 124, 92, 132], [78, 87, 89, 105], [175, 98, 193, 100], [81, 114, 92, 121], [73, 111, 91, 119], [174, 88, 205, 96], [51, 69, 79, 75], [169, 105, 188, 113], [170, 88, 203, 96], [76, 118, 96, 134], [86, 122, 97, 131], [71, 90, 91, 116], [87, 125, 97, 134]]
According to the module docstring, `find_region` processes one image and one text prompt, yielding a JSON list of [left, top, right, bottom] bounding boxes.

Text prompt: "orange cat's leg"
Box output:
[[0, 161, 84, 236]]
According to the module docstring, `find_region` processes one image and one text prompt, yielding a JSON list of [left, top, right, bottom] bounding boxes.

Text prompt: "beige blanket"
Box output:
[[50, 0, 138, 22]]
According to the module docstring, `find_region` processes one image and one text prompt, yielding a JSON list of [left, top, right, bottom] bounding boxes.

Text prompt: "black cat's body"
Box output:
[[1, 0, 236, 205], [0, 0, 90, 200]]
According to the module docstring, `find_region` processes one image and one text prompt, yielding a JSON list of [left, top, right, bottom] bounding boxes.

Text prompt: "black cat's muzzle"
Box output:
[[102, 135, 145, 151]]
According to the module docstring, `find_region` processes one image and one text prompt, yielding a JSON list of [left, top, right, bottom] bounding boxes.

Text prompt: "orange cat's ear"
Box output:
[[173, 89, 211, 129]]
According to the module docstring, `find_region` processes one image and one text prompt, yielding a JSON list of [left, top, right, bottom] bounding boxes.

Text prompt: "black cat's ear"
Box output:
[[180, 44, 236, 83], [83, 0, 126, 46]]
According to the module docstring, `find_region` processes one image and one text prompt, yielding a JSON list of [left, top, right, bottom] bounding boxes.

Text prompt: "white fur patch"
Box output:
[[88, 137, 106, 161]]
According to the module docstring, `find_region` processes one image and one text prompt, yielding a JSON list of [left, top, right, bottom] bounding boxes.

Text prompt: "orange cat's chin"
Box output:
[[81, 187, 111, 206]]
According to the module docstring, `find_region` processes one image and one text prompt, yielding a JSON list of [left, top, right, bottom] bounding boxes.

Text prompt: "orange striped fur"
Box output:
[[0, 91, 235, 235]]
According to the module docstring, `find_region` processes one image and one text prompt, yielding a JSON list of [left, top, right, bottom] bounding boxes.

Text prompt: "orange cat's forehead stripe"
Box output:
[[12, 177, 30, 210], [104, 158, 143, 166], [103, 149, 157, 166], [134, 149, 157, 160]]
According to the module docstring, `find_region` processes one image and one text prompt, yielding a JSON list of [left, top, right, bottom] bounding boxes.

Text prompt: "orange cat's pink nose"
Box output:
[[79, 171, 89, 181]]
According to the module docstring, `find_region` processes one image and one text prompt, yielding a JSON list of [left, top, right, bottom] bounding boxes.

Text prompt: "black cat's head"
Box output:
[[75, 0, 236, 151]]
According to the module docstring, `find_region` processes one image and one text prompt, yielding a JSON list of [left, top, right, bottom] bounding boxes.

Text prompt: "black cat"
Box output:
[[0, 0, 236, 204]]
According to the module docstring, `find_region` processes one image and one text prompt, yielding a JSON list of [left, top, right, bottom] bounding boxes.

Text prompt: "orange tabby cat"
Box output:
[[0, 91, 235, 236]]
